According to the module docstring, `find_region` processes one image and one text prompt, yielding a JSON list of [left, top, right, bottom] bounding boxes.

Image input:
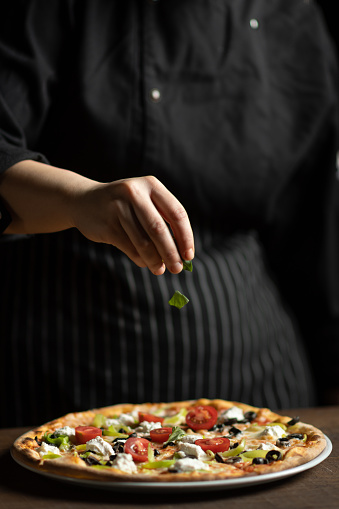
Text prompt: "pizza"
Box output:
[[11, 398, 327, 483]]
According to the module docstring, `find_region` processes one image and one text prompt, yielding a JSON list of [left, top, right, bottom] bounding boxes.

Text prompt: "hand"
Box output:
[[0, 162, 194, 274], [71, 175, 194, 275]]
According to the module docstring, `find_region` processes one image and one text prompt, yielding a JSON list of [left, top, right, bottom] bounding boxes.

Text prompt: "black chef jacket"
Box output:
[[0, 0, 338, 427]]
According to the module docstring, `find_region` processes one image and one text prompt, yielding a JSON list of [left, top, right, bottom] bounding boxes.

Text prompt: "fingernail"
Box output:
[[171, 262, 183, 273], [152, 263, 166, 276], [185, 249, 194, 261]]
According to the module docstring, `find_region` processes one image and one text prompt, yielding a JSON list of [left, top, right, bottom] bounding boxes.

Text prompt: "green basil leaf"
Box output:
[[182, 260, 193, 272], [164, 426, 186, 446], [168, 291, 189, 309]]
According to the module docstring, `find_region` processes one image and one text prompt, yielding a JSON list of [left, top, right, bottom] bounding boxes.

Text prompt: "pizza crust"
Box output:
[[11, 399, 327, 483]]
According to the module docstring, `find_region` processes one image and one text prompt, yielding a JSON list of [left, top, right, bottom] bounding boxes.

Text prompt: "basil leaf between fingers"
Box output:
[[182, 259, 193, 272], [167, 239, 193, 308]]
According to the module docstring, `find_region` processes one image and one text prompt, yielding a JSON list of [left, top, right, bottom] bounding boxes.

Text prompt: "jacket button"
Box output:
[[249, 18, 259, 29], [150, 88, 161, 102]]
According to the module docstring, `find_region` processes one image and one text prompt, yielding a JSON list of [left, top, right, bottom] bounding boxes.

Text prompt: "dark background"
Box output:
[[317, 0, 339, 57]]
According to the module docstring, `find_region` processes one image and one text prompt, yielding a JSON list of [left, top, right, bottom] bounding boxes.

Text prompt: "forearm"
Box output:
[[0, 160, 194, 275], [0, 160, 95, 234]]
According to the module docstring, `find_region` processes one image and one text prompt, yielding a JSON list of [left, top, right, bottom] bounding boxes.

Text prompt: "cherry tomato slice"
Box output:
[[138, 412, 164, 424], [75, 426, 102, 444], [150, 427, 173, 443], [124, 437, 150, 462], [186, 405, 218, 431], [195, 437, 230, 453]]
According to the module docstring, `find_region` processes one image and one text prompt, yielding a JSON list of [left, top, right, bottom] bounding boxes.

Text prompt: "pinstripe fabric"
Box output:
[[0, 228, 316, 427]]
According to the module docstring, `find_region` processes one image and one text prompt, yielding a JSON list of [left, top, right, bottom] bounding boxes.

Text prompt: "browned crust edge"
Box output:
[[11, 399, 327, 483]]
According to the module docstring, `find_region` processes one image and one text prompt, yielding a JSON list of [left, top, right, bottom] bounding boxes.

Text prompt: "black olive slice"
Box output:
[[83, 455, 101, 466], [162, 441, 175, 449], [244, 411, 257, 421], [276, 437, 291, 448], [229, 426, 242, 436], [224, 456, 242, 464], [287, 433, 304, 440], [252, 457, 268, 465], [287, 416, 300, 426], [266, 450, 282, 462], [215, 453, 226, 463]]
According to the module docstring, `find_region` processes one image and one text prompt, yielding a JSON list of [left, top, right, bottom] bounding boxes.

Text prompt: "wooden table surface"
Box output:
[[0, 406, 338, 509]]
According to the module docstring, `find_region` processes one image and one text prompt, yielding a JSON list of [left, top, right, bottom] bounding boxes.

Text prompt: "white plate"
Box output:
[[12, 435, 332, 493]]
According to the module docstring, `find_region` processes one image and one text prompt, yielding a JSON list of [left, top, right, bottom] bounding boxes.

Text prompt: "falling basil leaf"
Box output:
[[168, 290, 189, 309]]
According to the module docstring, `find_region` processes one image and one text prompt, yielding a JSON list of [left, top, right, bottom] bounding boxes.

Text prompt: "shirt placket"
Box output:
[[141, 0, 165, 174]]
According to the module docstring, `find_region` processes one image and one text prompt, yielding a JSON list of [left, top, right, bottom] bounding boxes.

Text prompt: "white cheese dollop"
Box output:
[[111, 453, 137, 474], [134, 420, 162, 435], [53, 426, 76, 439], [173, 458, 209, 472], [256, 425, 286, 440], [105, 418, 121, 428], [178, 434, 203, 444], [86, 436, 114, 456], [219, 406, 244, 423], [117, 412, 138, 427], [256, 442, 280, 451], [106, 410, 139, 428], [178, 442, 210, 461], [37, 442, 60, 457]]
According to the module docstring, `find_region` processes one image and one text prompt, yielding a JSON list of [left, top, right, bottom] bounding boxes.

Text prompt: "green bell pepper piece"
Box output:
[[266, 422, 287, 431], [220, 439, 246, 458], [43, 433, 70, 451], [76, 444, 87, 452], [148, 443, 155, 462], [163, 408, 188, 425], [102, 425, 129, 438], [92, 414, 107, 428], [241, 449, 268, 459], [41, 453, 61, 460], [141, 460, 176, 470]]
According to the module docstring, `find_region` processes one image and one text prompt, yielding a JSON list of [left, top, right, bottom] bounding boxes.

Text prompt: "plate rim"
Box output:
[[11, 435, 332, 492]]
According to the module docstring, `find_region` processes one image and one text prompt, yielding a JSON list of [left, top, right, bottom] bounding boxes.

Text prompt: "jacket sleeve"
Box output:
[[0, 1, 72, 173], [0, 1, 73, 234]]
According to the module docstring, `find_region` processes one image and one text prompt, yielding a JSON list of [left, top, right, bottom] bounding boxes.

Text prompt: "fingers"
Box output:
[[117, 204, 167, 275], [122, 177, 194, 274], [77, 176, 194, 275], [150, 180, 195, 262], [110, 222, 149, 270]]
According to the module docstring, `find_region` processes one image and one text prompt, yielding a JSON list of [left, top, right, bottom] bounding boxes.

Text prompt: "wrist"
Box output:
[[0, 160, 97, 234], [65, 172, 102, 230]]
